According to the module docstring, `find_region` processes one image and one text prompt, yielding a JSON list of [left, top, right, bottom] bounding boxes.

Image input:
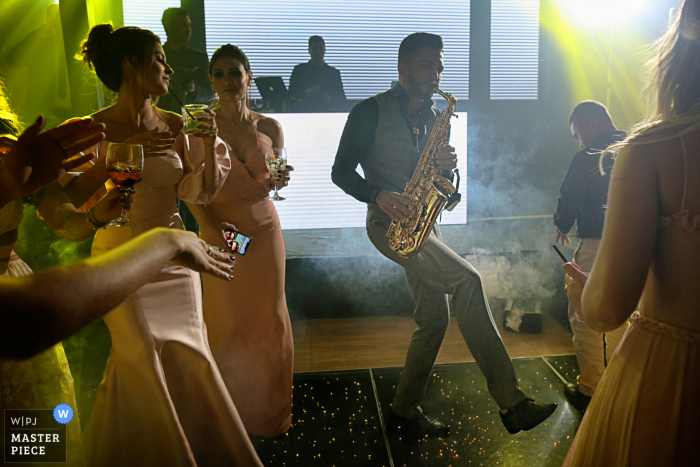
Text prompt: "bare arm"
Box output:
[[35, 182, 131, 241], [259, 116, 284, 148], [61, 156, 110, 207], [580, 146, 659, 331], [259, 117, 293, 191], [0, 228, 234, 360]]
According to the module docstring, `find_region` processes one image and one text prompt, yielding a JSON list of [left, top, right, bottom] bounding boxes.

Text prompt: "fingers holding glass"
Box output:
[[105, 142, 144, 227], [183, 105, 218, 137], [265, 147, 287, 201]]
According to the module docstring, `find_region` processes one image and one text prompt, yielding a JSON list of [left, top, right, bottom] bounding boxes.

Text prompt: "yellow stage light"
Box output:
[[560, 0, 646, 27]]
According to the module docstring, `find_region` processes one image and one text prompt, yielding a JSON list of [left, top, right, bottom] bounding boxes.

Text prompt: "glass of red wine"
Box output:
[[105, 142, 144, 227]]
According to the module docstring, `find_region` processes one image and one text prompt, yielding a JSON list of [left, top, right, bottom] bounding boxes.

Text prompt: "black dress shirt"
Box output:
[[331, 84, 435, 203], [554, 129, 627, 238], [289, 61, 347, 112]]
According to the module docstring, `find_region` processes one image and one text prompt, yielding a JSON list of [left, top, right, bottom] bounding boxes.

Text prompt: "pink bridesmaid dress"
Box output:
[[79, 131, 261, 467], [188, 134, 294, 437]]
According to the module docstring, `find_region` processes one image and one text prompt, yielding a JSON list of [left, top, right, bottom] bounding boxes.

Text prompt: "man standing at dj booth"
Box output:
[[332, 32, 557, 438], [289, 36, 347, 112]]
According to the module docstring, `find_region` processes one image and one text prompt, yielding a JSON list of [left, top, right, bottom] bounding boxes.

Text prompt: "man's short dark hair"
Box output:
[[569, 100, 614, 126], [162, 7, 189, 30], [398, 33, 443, 64], [309, 35, 325, 47]]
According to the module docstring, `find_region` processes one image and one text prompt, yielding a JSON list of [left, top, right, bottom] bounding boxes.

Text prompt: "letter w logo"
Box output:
[[58, 410, 70, 418]]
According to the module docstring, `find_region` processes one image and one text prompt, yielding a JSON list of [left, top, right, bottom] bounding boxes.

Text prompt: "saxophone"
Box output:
[[386, 87, 459, 258]]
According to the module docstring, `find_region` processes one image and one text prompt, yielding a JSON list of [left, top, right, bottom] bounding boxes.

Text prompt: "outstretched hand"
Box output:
[[170, 230, 235, 281], [0, 116, 104, 204], [123, 131, 175, 158]]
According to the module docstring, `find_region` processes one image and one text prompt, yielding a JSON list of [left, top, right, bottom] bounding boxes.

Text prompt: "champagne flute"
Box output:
[[105, 142, 144, 227], [265, 147, 287, 201]]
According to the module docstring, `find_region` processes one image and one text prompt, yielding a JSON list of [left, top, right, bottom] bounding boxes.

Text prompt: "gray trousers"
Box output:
[[366, 207, 527, 416]]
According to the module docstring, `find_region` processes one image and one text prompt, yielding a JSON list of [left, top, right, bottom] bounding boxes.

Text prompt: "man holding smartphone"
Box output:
[[332, 33, 557, 438], [554, 100, 629, 413]]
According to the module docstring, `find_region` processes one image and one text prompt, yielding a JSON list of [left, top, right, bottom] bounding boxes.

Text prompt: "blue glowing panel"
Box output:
[[204, 0, 470, 101], [490, 0, 540, 100]]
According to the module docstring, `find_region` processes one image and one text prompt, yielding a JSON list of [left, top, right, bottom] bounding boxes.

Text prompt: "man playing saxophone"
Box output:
[[331, 32, 557, 438]]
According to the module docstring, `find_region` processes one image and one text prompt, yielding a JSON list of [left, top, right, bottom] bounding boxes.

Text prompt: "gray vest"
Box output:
[[362, 87, 437, 197]]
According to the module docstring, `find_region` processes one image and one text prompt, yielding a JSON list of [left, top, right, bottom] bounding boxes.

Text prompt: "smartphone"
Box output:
[[224, 229, 252, 255], [552, 244, 569, 263]]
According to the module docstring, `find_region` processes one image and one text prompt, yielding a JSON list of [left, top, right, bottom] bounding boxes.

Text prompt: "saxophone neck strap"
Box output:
[[445, 169, 461, 212]]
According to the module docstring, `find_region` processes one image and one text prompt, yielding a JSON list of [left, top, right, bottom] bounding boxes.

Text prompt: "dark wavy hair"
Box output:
[[79, 23, 161, 92], [208, 44, 250, 76]]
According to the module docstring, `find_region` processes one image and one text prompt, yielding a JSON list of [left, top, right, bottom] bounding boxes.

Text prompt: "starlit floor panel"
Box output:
[[252, 356, 582, 466]]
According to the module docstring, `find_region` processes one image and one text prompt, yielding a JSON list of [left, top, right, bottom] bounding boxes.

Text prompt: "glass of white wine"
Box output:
[[265, 147, 287, 202]]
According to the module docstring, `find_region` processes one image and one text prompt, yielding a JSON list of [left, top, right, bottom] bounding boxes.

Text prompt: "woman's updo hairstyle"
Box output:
[[80, 23, 161, 92], [209, 44, 251, 75]]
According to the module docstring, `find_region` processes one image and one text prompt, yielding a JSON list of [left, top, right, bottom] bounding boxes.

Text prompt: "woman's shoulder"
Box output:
[[620, 136, 685, 172], [254, 113, 283, 140]]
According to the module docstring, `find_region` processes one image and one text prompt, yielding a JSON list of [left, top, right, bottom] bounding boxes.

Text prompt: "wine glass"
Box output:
[[265, 147, 287, 201], [105, 142, 144, 227]]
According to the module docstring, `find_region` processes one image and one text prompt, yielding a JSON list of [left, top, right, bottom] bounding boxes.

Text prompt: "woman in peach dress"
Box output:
[[186, 44, 294, 437], [563, 1, 700, 465], [65, 26, 262, 466]]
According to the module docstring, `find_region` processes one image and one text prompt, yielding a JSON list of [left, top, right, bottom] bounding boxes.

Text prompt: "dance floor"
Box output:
[[66, 311, 581, 465], [251, 355, 582, 466]]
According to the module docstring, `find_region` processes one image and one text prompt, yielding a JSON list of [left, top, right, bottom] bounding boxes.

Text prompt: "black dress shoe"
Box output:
[[499, 398, 557, 434], [386, 409, 450, 438], [564, 382, 592, 413]]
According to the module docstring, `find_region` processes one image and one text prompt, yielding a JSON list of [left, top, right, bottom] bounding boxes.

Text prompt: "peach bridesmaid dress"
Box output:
[[188, 134, 294, 437], [79, 132, 262, 467]]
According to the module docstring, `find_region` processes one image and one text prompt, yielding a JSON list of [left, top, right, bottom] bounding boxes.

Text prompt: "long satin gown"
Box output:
[[79, 133, 260, 466], [0, 200, 86, 467], [188, 135, 294, 437]]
